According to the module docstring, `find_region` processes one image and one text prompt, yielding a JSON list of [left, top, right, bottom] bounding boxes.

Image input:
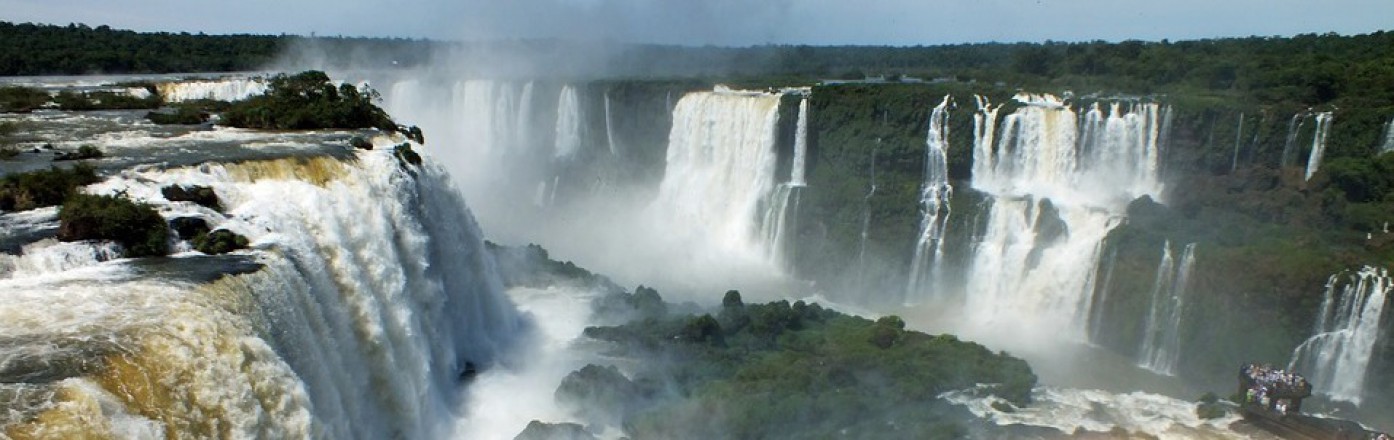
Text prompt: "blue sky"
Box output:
[[2, 0, 1391, 45]]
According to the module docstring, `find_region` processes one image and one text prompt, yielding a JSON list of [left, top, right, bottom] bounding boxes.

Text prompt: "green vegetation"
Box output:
[[0, 121, 20, 159], [485, 241, 623, 293], [54, 90, 160, 111], [57, 193, 168, 257], [1195, 392, 1228, 420], [0, 86, 49, 112], [191, 229, 249, 255], [0, 164, 101, 211], [146, 108, 208, 125], [54, 145, 103, 161], [220, 71, 400, 132], [566, 289, 1036, 439]]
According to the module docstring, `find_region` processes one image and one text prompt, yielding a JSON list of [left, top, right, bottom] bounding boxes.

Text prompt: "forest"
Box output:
[[4, 20, 1393, 112]]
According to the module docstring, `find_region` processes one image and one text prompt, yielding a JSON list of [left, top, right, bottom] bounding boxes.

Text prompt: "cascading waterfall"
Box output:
[[856, 147, 878, 285], [1380, 117, 1394, 154], [604, 90, 620, 156], [1087, 247, 1119, 342], [1, 151, 522, 438], [1281, 113, 1308, 168], [905, 95, 954, 303], [1287, 266, 1391, 406], [1304, 112, 1333, 181], [650, 87, 784, 264], [759, 96, 810, 265], [554, 85, 583, 159], [156, 78, 268, 103], [1231, 113, 1245, 173], [1138, 241, 1196, 375], [790, 97, 810, 187], [966, 93, 1165, 337]]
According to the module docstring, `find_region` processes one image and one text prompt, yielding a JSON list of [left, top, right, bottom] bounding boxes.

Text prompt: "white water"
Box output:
[[451, 285, 602, 440], [905, 95, 954, 304], [0, 239, 123, 279], [555, 85, 583, 159], [1281, 113, 1307, 167], [157, 78, 268, 103], [1304, 112, 1334, 181], [1380, 117, 1394, 154], [1288, 266, 1390, 406], [649, 88, 784, 267], [790, 97, 810, 187], [966, 94, 1165, 338], [757, 97, 811, 266], [1231, 113, 1245, 172], [1138, 242, 1197, 376], [943, 386, 1245, 439], [603, 90, 619, 156], [1, 147, 523, 437]]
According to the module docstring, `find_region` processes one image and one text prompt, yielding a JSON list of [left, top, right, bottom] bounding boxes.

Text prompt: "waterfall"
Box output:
[[0, 151, 522, 437], [156, 77, 268, 103], [1304, 112, 1333, 181], [1281, 113, 1307, 168], [649, 88, 783, 264], [758, 96, 811, 265], [856, 147, 878, 285], [554, 85, 583, 159], [604, 90, 620, 156], [1231, 113, 1244, 173], [1087, 247, 1119, 342], [905, 95, 954, 304], [1138, 242, 1196, 375], [1288, 267, 1390, 406], [965, 93, 1165, 337], [1380, 117, 1394, 154], [791, 97, 810, 187]]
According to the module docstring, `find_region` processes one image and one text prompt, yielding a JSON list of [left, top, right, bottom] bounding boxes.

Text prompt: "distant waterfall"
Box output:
[[790, 97, 810, 187], [1380, 117, 1394, 154], [905, 95, 954, 304], [604, 90, 620, 156], [1281, 113, 1308, 168], [1231, 113, 1245, 173], [157, 77, 268, 102], [555, 85, 583, 159], [1304, 112, 1333, 181], [758, 96, 810, 265], [650, 88, 784, 262], [966, 94, 1166, 337], [1138, 241, 1196, 375], [1288, 267, 1391, 406]]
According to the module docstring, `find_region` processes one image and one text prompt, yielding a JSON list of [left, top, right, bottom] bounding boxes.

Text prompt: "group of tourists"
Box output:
[[1239, 363, 1312, 415]]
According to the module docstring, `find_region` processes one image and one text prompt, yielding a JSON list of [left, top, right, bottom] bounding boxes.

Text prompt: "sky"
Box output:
[[2, 0, 1391, 46]]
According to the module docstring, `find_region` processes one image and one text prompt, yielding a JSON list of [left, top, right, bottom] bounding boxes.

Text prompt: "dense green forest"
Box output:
[[4, 20, 1392, 112]]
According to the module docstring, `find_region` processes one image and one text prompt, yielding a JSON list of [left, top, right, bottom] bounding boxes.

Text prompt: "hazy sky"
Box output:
[[2, 0, 1391, 46]]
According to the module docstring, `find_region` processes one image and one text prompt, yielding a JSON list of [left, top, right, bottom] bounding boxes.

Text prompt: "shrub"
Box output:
[[145, 107, 208, 125], [220, 71, 398, 131], [54, 145, 103, 161], [58, 193, 168, 257], [0, 164, 100, 211], [191, 229, 249, 255], [0, 86, 49, 112]]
